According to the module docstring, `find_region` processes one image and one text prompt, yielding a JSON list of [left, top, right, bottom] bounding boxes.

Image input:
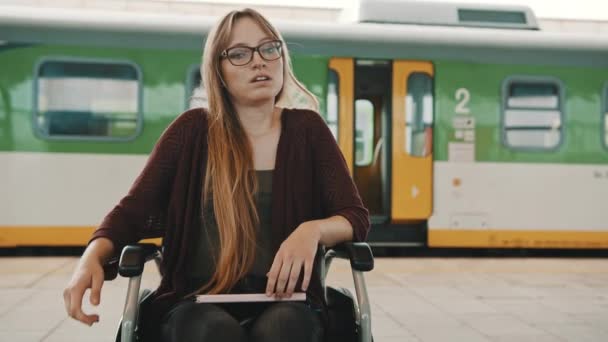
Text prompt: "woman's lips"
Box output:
[[250, 74, 272, 83]]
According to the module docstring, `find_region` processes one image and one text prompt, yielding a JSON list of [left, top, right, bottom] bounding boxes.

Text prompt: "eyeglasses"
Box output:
[[220, 40, 283, 66]]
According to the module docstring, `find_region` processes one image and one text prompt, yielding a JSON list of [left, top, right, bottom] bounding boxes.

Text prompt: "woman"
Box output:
[[63, 8, 370, 342]]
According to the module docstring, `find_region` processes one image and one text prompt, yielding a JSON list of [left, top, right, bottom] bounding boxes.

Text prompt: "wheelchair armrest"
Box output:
[[118, 244, 161, 278], [326, 242, 374, 272], [103, 243, 160, 280]]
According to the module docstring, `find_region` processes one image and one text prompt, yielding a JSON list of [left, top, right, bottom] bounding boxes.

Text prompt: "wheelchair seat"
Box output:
[[104, 242, 374, 342]]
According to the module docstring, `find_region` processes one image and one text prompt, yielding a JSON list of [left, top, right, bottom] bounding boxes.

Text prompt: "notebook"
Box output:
[[195, 292, 306, 303]]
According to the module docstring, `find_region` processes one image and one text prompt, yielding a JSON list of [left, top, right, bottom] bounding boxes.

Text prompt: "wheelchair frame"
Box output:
[[104, 242, 374, 342]]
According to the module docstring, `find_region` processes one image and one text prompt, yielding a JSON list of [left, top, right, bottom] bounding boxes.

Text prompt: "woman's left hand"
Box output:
[[265, 221, 321, 298]]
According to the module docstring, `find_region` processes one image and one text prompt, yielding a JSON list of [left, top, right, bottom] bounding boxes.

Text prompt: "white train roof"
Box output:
[[1, 5, 607, 66]]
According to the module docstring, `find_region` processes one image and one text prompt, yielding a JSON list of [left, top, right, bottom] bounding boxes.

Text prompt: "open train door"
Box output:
[[391, 61, 434, 223]]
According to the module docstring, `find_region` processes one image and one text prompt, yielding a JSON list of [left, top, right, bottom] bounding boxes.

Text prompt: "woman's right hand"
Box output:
[[63, 238, 114, 326], [63, 255, 105, 326]]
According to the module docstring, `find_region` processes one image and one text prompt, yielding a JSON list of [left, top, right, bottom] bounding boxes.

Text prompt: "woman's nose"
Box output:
[[251, 50, 266, 68]]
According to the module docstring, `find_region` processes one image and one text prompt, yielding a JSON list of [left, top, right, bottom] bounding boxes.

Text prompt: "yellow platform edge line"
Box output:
[[0, 226, 161, 247], [429, 229, 608, 249]]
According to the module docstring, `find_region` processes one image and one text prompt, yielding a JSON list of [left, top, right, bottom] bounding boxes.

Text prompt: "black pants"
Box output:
[[160, 300, 325, 342]]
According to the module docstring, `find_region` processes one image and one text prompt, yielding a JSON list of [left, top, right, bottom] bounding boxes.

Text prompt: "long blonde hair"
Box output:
[[196, 8, 317, 295]]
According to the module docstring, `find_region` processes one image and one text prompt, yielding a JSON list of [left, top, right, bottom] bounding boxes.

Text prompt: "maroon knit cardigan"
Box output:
[[90, 107, 370, 331]]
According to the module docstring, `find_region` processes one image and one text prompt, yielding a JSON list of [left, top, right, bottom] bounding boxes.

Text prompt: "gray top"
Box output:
[[188, 170, 274, 293]]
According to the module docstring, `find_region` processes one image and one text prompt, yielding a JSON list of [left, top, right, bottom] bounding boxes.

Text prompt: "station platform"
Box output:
[[1, 255, 607, 341]]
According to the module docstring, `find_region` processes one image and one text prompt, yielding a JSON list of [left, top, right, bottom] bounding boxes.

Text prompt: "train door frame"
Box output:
[[327, 57, 435, 246]]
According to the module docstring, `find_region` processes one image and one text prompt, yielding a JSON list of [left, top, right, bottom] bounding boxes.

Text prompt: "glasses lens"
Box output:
[[227, 47, 252, 65], [259, 41, 282, 61]]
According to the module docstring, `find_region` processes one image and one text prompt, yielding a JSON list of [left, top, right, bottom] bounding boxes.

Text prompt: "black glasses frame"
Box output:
[[220, 40, 283, 66]]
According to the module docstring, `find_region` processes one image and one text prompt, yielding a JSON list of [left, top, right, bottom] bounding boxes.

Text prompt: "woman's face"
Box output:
[[220, 16, 284, 107]]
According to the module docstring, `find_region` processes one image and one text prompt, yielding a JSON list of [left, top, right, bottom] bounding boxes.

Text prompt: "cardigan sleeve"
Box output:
[[88, 111, 192, 252], [309, 112, 371, 242]]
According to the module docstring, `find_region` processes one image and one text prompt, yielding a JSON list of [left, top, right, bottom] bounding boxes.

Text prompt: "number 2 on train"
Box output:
[[455, 88, 471, 114]]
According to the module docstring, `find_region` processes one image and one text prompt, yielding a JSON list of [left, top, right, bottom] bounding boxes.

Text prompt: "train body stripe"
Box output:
[[0, 226, 161, 247], [429, 229, 608, 248]]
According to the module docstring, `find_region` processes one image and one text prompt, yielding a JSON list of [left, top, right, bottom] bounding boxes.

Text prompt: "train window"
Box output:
[[405, 73, 434, 157], [502, 78, 563, 150], [458, 9, 527, 25], [355, 99, 374, 166], [34, 58, 142, 141], [186, 65, 208, 110], [326, 69, 339, 140]]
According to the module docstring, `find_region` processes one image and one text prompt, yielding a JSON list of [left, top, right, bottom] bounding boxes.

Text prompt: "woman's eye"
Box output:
[[229, 50, 248, 60]]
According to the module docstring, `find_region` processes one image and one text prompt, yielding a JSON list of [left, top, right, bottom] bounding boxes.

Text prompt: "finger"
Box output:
[[275, 258, 293, 297], [265, 257, 282, 296], [301, 258, 313, 292], [75, 310, 99, 326], [63, 288, 71, 315], [284, 259, 303, 298], [90, 271, 102, 306], [68, 285, 84, 319], [69, 286, 93, 325]]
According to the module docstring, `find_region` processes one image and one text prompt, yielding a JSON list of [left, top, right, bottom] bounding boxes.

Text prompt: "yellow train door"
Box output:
[[391, 61, 434, 222]]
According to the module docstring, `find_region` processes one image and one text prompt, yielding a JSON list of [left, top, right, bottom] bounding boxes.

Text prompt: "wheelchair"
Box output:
[[103, 242, 374, 342]]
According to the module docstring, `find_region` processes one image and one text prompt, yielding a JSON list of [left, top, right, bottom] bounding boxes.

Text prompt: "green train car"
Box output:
[[1, 1, 607, 248]]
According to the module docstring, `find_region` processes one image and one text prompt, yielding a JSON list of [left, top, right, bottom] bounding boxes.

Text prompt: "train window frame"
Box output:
[[326, 69, 339, 141], [186, 64, 208, 110], [405, 72, 434, 157], [603, 82, 608, 150], [500, 76, 565, 151], [32, 56, 143, 142], [355, 98, 374, 166]]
